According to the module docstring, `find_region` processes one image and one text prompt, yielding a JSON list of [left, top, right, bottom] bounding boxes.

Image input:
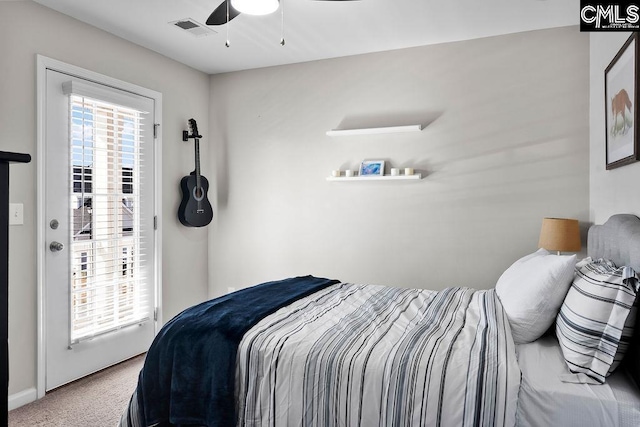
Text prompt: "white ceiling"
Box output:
[[32, 0, 580, 75]]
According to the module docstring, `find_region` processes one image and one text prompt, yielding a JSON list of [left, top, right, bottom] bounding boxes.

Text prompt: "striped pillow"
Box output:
[[556, 259, 639, 383]]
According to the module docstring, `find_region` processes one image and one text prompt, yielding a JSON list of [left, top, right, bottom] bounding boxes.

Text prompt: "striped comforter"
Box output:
[[121, 283, 519, 426], [235, 283, 519, 426]]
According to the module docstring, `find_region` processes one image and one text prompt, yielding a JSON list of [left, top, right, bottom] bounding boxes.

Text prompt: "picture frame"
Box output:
[[605, 33, 639, 170], [359, 160, 385, 177]]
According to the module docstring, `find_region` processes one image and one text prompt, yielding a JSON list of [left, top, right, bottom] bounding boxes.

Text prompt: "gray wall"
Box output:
[[208, 26, 590, 296], [589, 32, 640, 223], [1, 1, 210, 396]]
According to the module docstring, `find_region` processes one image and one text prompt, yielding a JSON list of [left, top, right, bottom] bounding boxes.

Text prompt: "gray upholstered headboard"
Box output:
[[588, 214, 640, 272], [587, 214, 640, 386]]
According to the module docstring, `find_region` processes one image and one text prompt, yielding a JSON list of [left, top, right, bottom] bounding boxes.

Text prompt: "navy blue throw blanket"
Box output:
[[136, 275, 339, 426]]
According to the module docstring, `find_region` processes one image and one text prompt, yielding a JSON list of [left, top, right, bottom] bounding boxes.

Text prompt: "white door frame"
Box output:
[[36, 55, 163, 398]]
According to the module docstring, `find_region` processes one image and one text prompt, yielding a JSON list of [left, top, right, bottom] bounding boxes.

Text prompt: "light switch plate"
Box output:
[[9, 203, 23, 225]]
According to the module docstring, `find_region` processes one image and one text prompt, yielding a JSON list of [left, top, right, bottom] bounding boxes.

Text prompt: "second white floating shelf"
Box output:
[[326, 124, 422, 137], [327, 174, 422, 182]]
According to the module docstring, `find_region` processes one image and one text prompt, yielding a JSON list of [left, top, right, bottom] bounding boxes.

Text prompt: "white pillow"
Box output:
[[495, 248, 576, 344]]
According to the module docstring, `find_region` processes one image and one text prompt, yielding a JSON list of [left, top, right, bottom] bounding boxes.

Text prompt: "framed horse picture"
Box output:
[[605, 33, 639, 170]]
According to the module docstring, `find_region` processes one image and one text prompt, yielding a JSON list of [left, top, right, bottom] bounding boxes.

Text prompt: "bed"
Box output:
[[119, 214, 640, 427]]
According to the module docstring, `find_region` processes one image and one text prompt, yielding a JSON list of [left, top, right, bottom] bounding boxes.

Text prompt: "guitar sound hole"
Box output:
[[192, 186, 205, 202]]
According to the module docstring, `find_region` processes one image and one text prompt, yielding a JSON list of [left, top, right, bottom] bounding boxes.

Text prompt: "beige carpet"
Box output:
[[8, 354, 145, 427]]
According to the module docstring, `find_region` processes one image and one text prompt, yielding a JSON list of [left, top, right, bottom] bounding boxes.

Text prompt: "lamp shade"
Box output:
[[538, 218, 581, 253], [231, 0, 279, 15]]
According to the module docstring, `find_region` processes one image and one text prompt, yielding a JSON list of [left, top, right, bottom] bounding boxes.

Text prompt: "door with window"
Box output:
[[44, 68, 157, 390]]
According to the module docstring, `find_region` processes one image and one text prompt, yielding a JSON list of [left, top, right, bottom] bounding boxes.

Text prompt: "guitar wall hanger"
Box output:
[[182, 129, 202, 141], [178, 118, 213, 227]]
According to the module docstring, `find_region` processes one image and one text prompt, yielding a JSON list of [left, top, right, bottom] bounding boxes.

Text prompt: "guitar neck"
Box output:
[[194, 137, 202, 189]]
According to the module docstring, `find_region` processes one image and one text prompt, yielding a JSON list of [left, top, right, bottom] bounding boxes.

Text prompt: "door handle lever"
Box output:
[[49, 241, 64, 252]]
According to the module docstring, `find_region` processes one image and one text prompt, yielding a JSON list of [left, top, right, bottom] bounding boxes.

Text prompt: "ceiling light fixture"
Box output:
[[230, 0, 279, 16]]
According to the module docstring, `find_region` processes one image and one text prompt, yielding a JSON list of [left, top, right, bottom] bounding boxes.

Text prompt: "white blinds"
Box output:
[[67, 92, 151, 344]]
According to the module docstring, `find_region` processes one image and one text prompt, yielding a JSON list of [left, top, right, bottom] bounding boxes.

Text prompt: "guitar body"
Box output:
[[178, 172, 213, 227], [178, 118, 213, 227]]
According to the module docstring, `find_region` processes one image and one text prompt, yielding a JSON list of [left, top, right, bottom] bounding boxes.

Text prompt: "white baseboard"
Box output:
[[8, 387, 37, 411]]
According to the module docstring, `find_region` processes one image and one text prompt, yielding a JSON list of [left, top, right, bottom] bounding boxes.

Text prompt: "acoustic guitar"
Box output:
[[178, 118, 213, 227]]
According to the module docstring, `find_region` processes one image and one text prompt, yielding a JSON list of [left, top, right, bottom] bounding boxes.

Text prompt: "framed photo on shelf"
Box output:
[[359, 160, 385, 177], [605, 33, 639, 170]]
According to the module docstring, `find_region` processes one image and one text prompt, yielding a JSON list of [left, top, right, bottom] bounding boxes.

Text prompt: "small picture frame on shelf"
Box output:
[[359, 160, 385, 177]]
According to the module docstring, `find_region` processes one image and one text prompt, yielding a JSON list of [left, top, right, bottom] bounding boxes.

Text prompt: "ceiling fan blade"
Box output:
[[206, 0, 241, 26]]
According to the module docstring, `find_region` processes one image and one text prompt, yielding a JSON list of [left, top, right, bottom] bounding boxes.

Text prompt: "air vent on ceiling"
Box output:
[[170, 18, 216, 37]]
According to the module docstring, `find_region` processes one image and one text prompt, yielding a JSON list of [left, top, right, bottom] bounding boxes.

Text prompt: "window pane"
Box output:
[[69, 95, 149, 343]]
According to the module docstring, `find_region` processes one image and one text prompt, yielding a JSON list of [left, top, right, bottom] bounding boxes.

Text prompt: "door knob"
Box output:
[[49, 241, 64, 252]]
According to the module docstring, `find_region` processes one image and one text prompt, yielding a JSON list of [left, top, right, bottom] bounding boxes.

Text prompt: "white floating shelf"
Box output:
[[326, 124, 422, 137], [326, 174, 422, 182]]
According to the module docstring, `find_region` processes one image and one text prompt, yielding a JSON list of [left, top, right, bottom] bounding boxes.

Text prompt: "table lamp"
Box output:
[[538, 218, 581, 255]]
